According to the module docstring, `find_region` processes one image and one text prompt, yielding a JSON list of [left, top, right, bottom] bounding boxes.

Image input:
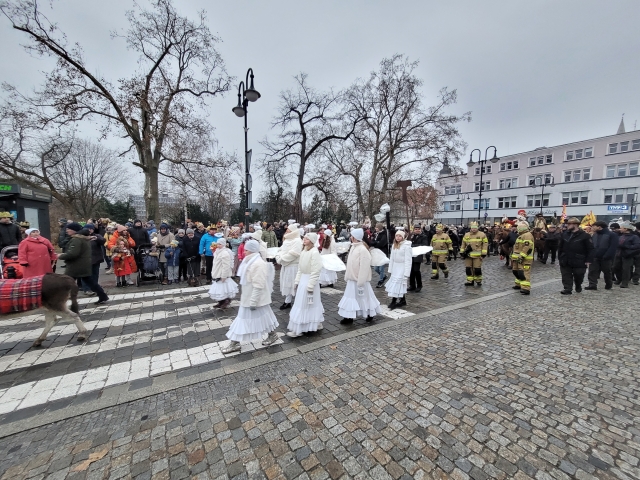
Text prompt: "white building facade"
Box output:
[[437, 129, 640, 225]]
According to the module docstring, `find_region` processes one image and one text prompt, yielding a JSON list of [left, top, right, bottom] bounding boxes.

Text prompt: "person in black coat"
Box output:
[[181, 228, 201, 280], [408, 226, 428, 292], [80, 223, 106, 295], [371, 223, 390, 287], [0, 212, 22, 251], [446, 227, 460, 260], [558, 217, 594, 294], [129, 219, 151, 247], [613, 221, 640, 288], [540, 224, 561, 264], [585, 221, 618, 290]]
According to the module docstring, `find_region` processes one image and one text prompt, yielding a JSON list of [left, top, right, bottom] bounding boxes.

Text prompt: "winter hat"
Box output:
[[286, 223, 299, 232], [25, 228, 39, 235], [348, 221, 358, 227], [217, 238, 227, 247], [170, 240, 179, 246], [350, 228, 364, 241], [84, 223, 95, 231], [395, 230, 406, 239], [324, 229, 332, 236], [609, 223, 620, 229], [177, 229, 185, 235], [306, 224, 316, 230], [134, 219, 142, 226], [245, 239, 260, 253], [305, 232, 318, 245], [251, 231, 263, 241], [186, 228, 195, 234], [321, 224, 327, 229], [125, 222, 133, 228], [619, 221, 635, 231], [288, 219, 296, 225], [148, 220, 155, 226], [66, 222, 83, 232], [160, 223, 169, 230], [77, 228, 91, 236]]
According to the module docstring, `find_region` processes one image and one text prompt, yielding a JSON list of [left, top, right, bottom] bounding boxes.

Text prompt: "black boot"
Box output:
[[397, 296, 407, 308], [465, 281, 474, 286], [388, 298, 398, 310]]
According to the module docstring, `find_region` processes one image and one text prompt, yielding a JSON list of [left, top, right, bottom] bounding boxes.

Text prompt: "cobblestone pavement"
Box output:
[[0, 256, 563, 422], [1, 257, 639, 479]]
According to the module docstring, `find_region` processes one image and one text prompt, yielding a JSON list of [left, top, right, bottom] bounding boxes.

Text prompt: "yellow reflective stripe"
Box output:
[[520, 281, 531, 286], [433, 250, 448, 255]]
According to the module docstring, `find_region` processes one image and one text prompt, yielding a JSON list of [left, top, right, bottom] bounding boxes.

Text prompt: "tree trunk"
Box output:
[[146, 162, 160, 222]]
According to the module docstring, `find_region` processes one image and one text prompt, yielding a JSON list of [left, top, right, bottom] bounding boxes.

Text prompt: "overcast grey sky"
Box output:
[[1, 0, 639, 191]]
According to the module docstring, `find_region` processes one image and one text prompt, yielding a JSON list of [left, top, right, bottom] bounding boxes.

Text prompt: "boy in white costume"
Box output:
[[385, 230, 412, 310], [222, 240, 279, 354], [319, 228, 338, 288], [287, 232, 325, 337], [275, 223, 303, 310], [208, 238, 238, 309], [338, 228, 382, 324]]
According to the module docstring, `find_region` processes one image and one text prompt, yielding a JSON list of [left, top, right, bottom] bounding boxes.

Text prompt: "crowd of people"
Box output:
[[1, 210, 639, 352]]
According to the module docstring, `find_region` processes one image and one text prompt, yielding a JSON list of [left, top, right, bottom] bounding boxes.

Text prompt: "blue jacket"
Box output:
[[199, 233, 216, 256], [591, 227, 618, 260], [164, 246, 181, 266]]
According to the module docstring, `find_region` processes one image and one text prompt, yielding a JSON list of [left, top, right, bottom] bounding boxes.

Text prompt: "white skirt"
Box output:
[[288, 274, 324, 334], [226, 305, 279, 343], [338, 280, 382, 319], [208, 279, 239, 301], [319, 267, 337, 286], [280, 264, 298, 297], [385, 262, 408, 298]]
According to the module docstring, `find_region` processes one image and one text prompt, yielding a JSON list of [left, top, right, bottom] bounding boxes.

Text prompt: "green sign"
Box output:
[[0, 184, 14, 192]]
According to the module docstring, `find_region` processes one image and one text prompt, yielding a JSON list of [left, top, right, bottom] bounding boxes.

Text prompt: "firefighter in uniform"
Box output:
[[511, 222, 534, 295], [430, 224, 452, 279], [461, 222, 488, 286]]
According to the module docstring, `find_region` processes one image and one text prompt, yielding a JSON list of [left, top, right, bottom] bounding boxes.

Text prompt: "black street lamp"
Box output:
[[630, 192, 638, 220], [534, 175, 555, 215], [232, 68, 261, 217], [457, 193, 470, 225], [467, 146, 499, 221]]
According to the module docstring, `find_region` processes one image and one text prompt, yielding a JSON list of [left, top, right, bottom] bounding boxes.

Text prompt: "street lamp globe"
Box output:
[[245, 88, 261, 102], [232, 104, 245, 117], [490, 153, 500, 164], [380, 203, 391, 214]]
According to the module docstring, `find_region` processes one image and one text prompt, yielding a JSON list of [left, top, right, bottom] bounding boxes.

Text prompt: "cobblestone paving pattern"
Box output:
[[0, 278, 639, 479], [0, 258, 562, 419]]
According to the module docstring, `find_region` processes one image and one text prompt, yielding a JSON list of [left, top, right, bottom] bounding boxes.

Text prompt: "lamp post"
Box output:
[[534, 175, 555, 215], [630, 192, 638, 220], [467, 146, 499, 221], [232, 68, 261, 218], [457, 193, 470, 225]]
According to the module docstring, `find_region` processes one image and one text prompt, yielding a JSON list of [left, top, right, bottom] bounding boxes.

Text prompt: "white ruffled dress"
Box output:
[[208, 279, 239, 302], [385, 241, 412, 298], [338, 281, 381, 319], [287, 274, 324, 334]]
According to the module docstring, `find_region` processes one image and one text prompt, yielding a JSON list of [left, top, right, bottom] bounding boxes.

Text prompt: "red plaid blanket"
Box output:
[[0, 275, 44, 314]]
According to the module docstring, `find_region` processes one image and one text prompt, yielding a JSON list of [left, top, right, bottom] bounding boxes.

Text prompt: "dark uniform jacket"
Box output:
[[0, 222, 22, 251], [591, 228, 618, 260], [558, 229, 594, 268], [59, 234, 92, 278]]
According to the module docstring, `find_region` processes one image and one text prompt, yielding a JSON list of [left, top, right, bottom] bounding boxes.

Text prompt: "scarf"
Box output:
[[237, 253, 261, 285]]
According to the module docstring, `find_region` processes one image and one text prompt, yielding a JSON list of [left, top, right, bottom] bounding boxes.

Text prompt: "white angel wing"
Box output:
[[334, 242, 351, 255], [412, 245, 433, 257], [321, 253, 346, 271], [369, 247, 390, 266], [266, 247, 280, 259]]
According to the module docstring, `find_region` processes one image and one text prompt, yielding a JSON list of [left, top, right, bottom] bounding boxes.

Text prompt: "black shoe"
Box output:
[[550, 261, 555, 265], [414, 287, 421, 293], [279, 302, 289, 310], [540, 261, 546, 264], [512, 285, 521, 290], [340, 318, 354, 325], [376, 281, 383, 288], [521, 290, 530, 295], [465, 282, 474, 286], [475, 282, 482, 286], [575, 286, 582, 293], [397, 297, 407, 307], [94, 297, 109, 305], [366, 316, 374, 323], [584, 286, 597, 290], [620, 284, 629, 288], [605, 285, 612, 290], [444, 271, 449, 278], [406, 287, 416, 292], [430, 276, 439, 280], [388, 299, 398, 310], [614, 281, 621, 285], [560, 290, 572, 295], [633, 281, 639, 285]]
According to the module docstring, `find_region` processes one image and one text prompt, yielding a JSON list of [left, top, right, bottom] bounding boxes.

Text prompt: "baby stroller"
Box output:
[[0, 246, 22, 279], [134, 244, 164, 286]]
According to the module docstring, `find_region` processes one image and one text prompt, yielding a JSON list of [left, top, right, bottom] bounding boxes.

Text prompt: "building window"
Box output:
[[444, 184, 462, 195], [620, 141, 629, 152], [474, 165, 492, 175], [528, 173, 553, 186], [526, 194, 550, 207], [563, 168, 591, 182], [498, 177, 518, 189], [529, 155, 551, 167], [498, 196, 517, 209], [499, 160, 519, 171], [561, 191, 588, 206], [473, 198, 490, 210], [604, 188, 637, 204], [565, 147, 593, 161], [474, 181, 491, 191], [633, 139, 640, 150], [443, 200, 461, 211], [609, 143, 618, 154], [606, 162, 639, 178]]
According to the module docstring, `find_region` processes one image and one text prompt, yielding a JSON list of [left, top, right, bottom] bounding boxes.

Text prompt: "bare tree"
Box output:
[[340, 55, 470, 218], [260, 73, 363, 220], [0, 0, 231, 221]]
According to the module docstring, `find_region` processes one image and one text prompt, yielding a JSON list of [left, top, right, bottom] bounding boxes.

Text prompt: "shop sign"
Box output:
[[607, 204, 630, 212], [0, 184, 14, 192]]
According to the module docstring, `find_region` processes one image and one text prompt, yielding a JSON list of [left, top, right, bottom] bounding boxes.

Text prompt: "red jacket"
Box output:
[[2, 257, 23, 279], [18, 236, 57, 278], [107, 231, 136, 250], [112, 250, 137, 276]]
